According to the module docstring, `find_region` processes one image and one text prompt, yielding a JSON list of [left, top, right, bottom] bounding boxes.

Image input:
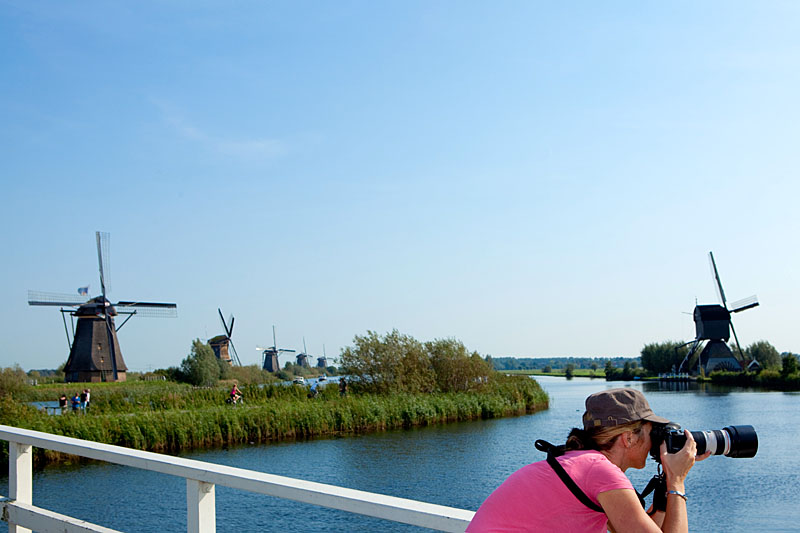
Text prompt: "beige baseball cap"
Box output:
[[582, 388, 670, 430]]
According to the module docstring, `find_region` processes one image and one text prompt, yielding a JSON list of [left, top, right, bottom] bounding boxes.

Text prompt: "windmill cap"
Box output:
[[582, 388, 670, 430]]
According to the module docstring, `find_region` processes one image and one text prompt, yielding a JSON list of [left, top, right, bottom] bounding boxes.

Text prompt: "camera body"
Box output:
[[649, 423, 758, 462]]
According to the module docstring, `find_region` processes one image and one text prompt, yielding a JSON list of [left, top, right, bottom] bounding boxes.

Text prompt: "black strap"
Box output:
[[535, 439, 654, 513], [535, 440, 604, 513], [639, 473, 667, 514]]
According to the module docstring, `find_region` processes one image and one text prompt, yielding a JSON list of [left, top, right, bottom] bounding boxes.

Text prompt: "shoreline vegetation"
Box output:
[[505, 368, 800, 389], [1, 331, 549, 471], [5, 333, 796, 471], [494, 341, 800, 390], [1, 376, 547, 470]]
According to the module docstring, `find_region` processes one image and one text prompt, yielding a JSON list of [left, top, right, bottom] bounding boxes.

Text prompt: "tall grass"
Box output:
[[2, 375, 547, 469]]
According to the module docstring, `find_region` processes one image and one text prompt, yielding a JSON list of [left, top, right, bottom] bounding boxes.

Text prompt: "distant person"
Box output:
[[467, 388, 709, 533], [84, 388, 91, 411], [308, 381, 319, 399], [80, 389, 88, 411], [339, 377, 347, 397], [230, 384, 242, 404], [58, 393, 68, 414], [71, 393, 81, 413]]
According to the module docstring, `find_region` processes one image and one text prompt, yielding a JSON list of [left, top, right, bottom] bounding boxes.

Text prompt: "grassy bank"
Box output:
[[709, 369, 800, 389], [2, 375, 547, 469], [505, 369, 604, 378]]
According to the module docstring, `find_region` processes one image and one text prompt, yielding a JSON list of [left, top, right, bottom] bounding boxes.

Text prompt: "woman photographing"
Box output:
[[467, 388, 709, 533]]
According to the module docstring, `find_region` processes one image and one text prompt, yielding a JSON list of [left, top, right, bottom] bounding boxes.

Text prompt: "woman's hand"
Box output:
[[660, 430, 708, 490]]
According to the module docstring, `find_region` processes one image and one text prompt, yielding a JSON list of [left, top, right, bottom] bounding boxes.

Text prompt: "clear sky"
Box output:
[[2, 1, 798, 372]]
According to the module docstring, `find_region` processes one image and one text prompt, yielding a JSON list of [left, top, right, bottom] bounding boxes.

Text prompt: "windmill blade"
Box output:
[[728, 319, 746, 365], [730, 295, 759, 313], [115, 301, 177, 318], [218, 308, 231, 337], [96, 231, 111, 297], [708, 251, 727, 307], [228, 339, 242, 366], [28, 290, 86, 306], [228, 315, 235, 336]]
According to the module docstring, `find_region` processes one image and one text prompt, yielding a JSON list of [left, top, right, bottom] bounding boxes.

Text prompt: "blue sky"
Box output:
[[2, 1, 798, 372]]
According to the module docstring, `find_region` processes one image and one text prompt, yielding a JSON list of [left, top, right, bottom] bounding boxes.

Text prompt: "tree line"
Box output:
[[491, 356, 639, 371], [639, 339, 794, 374]]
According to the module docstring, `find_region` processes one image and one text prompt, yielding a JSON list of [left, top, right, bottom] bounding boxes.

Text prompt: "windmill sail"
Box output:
[[28, 231, 177, 383], [729, 295, 759, 313], [709, 251, 727, 306]]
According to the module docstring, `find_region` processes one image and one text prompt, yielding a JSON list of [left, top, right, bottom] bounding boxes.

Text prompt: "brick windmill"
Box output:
[[208, 308, 242, 366], [28, 232, 177, 382]]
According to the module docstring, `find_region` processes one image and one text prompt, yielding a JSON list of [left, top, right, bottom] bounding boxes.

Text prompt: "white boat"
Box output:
[[292, 377, 306, 385]]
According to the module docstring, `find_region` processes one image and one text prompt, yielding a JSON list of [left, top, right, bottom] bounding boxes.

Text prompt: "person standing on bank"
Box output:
[[467, 388, 709, 533]]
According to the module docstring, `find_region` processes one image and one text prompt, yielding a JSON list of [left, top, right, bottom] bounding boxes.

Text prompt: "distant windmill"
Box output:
[[317, 344, 329, 369], [208, 308, 241, 366], [28, 232, 177, 382], [678, 251, 759, 374], [296, 337, 311, 368], [258, 326, 295, 372]]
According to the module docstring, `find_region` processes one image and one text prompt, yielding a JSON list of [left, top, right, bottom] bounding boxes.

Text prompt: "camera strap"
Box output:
[[535, 440, 604, 513], [534, 439, 648, 513], [639, 471, 667, 514]]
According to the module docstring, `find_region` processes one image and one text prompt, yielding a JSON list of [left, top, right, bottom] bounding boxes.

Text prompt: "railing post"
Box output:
[[8, 442, 32, 533], [186, 479, 215, 533]]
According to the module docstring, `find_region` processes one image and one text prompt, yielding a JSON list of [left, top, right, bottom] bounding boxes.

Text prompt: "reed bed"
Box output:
[[2, 375, 547, 469]]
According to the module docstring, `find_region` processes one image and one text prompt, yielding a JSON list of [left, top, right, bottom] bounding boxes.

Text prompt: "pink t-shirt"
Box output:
[[467, 450, 633, 532]]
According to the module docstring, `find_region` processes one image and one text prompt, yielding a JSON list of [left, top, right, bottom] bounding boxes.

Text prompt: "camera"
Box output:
[[649, 423, 758, 461]]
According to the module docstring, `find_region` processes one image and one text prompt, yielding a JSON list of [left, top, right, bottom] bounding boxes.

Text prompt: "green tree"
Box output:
[[340, 330, 435, 394], [0, 365, 28, 398], [622, 361, 633, 380], [542, 365, 552, 373], [781, 353, 799, 378], [180, 339, 220, 386], [640, 341, 689, 374], [746, 340, 781, 370], [565, 363, 575, 380], [425, 338, 491, 392]]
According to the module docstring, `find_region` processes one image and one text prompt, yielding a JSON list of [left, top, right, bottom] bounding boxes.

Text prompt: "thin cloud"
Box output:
[[154, 99, 287, 159]]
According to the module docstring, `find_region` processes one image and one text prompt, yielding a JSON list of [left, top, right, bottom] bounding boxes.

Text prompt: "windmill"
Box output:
[[208, 308, 241, 366], [317, 344, 329, 369], [678, 251, 759, 374], [28, 232, 177, 382], [296, 337, 311, 368], [258, 326, 295, 372]]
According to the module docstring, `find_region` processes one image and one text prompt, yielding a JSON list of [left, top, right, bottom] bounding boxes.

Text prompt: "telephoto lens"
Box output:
[[650, 424, 758, 460]]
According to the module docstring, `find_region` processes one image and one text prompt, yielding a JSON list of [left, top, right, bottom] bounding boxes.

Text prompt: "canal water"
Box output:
[[3, 376, 798, 532]]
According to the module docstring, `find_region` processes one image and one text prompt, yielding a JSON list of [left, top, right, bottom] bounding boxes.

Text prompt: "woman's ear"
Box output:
[[622, 430, 634, 447]]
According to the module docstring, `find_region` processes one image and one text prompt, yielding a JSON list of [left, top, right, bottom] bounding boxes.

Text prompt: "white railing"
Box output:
[[1, 425, 474, 533]]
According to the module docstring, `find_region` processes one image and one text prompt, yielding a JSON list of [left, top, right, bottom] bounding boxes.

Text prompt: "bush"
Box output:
[[0, 365, 29, 398], [640, 341, 689, 374], [180, 340, 220, 386]]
